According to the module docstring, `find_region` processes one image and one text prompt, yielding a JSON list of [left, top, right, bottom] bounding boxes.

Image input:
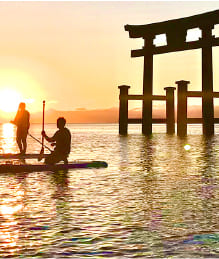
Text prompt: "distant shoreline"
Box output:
[[0, 122, 120, 125]]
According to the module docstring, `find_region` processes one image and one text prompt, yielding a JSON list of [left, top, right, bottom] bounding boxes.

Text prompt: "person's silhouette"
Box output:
[[11, 102, 30, 154], [42, 117, 71, 165]]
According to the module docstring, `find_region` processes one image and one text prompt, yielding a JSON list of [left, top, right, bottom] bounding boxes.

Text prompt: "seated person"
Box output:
[[42, 117, 71, 165]]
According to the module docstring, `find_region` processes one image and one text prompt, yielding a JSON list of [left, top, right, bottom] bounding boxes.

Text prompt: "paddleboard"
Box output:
[[0, 161, 108, 173], [0, 153, 49, 159]]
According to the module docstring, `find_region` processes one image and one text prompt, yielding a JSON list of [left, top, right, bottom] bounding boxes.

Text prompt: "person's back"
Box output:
[[15, 109, 30, 129], [53, 127, 71, 156]]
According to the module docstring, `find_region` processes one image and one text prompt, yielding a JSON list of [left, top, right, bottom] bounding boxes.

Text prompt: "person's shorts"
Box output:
[[45, 151, 68, 165], [17, 128, 28, 140]]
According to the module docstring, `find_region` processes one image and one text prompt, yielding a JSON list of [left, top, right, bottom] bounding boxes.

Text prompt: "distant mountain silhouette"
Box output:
[[30, 107, 167, 123], [2, 105, 219, 124], [29, 106, 204, 123], [30, 108, 119, 123]]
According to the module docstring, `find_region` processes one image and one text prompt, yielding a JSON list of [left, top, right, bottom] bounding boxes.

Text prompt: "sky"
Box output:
[[0, 1, 218, 118]]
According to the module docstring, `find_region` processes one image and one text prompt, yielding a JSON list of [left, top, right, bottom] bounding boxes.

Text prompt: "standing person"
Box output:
[[11, 102, 30, 155], [41, 117, 71, 165]]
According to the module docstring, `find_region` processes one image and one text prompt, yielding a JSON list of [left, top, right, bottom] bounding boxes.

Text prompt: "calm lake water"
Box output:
[[0, 123, 218, 258]]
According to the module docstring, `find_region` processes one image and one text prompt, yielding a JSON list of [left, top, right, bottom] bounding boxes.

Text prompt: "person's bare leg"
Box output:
[[22, 138, 27, 154], [16, 136, 23, 154]]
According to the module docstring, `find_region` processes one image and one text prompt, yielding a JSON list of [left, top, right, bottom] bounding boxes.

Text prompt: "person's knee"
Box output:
[[16, 136, 21, 143], [45, 154, 59, 165]]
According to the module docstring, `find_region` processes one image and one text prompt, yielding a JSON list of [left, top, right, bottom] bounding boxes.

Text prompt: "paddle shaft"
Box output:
[[41, 100, 45, 153], [28, 133, 52, 152]]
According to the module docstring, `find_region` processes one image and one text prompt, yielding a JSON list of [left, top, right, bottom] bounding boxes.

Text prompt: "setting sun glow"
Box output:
[[0, 68, 44, 117], [0, 89, 22, 112]]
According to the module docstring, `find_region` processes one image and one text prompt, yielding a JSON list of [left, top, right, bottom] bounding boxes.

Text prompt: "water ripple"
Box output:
[[0, 124, 218, 257]]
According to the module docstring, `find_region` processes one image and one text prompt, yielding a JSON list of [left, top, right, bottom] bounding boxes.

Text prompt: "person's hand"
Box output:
[[41, 130, 46, 137]]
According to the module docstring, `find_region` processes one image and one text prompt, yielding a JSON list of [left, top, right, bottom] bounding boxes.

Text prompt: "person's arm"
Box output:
[[42, 131, 56, 143]]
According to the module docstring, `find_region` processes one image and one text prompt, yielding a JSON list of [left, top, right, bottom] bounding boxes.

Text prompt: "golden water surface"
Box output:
[[0, 123, 218, 258]]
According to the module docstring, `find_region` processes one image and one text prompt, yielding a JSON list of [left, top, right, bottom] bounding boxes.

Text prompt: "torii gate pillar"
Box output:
[[142, 36, 154, 135], [201, 24, 214, 136]]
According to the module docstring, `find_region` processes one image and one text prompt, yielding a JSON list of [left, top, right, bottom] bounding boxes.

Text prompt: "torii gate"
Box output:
[[124, 9, 219, 136]]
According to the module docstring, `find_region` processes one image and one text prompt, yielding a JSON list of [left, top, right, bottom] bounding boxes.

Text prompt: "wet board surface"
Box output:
[[0, 161, 108, 173], [0, 153, 49, 159]]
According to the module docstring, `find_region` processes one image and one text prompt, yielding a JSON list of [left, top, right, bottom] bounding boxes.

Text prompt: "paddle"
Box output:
[[38, 100, 46, 161], [28, 133, 52, 152], [40, 100, 45, 154]]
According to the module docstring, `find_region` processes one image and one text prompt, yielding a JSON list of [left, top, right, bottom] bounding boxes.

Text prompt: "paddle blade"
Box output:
[[38, 147, 44, 161], [40, 147, 44, 154]]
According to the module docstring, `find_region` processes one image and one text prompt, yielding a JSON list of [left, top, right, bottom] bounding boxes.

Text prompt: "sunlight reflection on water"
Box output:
[[0, 123, 218, 257], [0, 123, 16, 154]]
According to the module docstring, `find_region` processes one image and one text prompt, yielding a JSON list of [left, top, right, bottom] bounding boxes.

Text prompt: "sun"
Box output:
[[0, 89, 23, 112]]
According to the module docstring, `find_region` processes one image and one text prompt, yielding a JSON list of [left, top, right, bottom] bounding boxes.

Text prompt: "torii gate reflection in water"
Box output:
[[121, 10, 219, 136]]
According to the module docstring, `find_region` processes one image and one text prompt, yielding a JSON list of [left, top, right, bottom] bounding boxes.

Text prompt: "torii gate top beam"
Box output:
[[125, 9, 219, 38], [125, 9, 219, 57]]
